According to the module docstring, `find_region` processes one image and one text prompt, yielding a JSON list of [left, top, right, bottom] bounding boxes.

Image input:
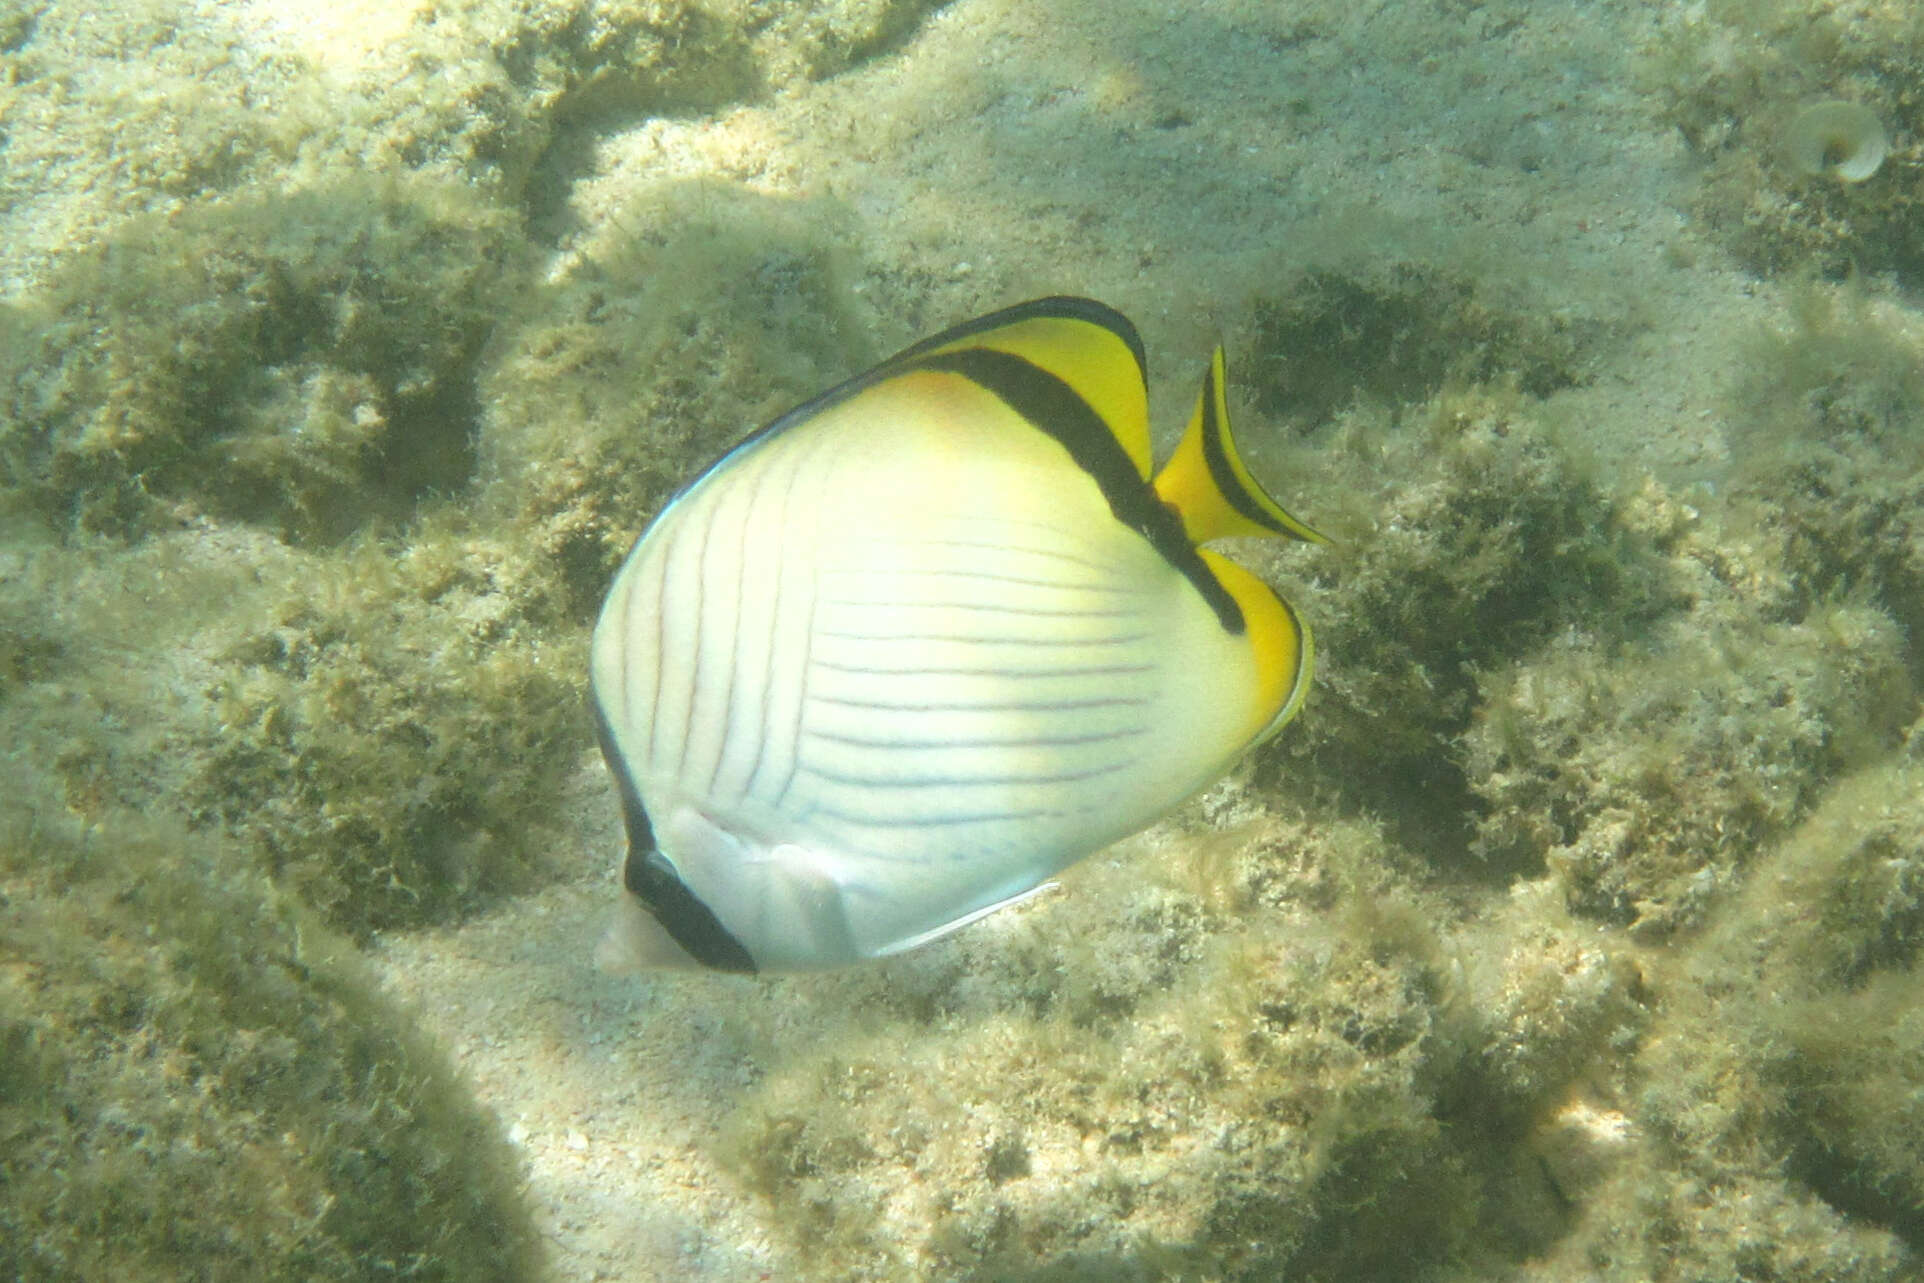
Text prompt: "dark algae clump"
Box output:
[[5, 0, 1924, 1276], [0, 179, 522, 543], [0, 801, 543, 1282]]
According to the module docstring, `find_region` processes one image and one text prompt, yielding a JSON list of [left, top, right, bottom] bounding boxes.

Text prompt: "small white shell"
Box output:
[[1783, 100, 1889, 183]]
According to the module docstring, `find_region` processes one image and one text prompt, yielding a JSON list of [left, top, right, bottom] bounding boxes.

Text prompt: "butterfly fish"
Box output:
[[590, 296, 1324, 972]]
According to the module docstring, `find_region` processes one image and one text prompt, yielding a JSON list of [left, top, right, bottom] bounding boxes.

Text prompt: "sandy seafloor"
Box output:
[[7, 0, 1924, 1279]]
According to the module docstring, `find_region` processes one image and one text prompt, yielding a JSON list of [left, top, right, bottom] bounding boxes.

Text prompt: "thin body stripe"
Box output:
[[800, 760, 1129, 788], [807, 804, 1067, 829], [651, 527, 701, 771], [807, 692, 1150, 711], [769, 500, 824, 811], [816, 630, 1149, 647], [803, 725, 1149, 748], [822, 599, 1140, 619], [744, 427, 829, 805], [645, 551, 666, 769], [604, 577, 634, 758], [705, 472, 753, 798], [740, 455, 786, 804], [678, 488, 720, 781], [774, 575, 817, 807], [898, 536, 1130, 575], [712, 446, 788, 804], [822, 565, 1137, 593], [811, 659, 1154, 679]]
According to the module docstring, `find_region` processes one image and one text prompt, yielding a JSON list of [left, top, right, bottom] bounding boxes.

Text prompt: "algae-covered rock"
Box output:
[[726, 903, 1477, 1281], [1732, 283, 1924, 462], [486, 0, 951, 124], [182, 521, 586, 938], [1466, 595, 1910, 936], [1246, 262, 1598, 434], [1724, 283, 1924, 673], [709, 809, 1629, 1281], [1724, 755, 1924, 1251], [0, 800, 543, 1282], [1646, 1, 1924, 282], [1458, 880, 1648, 1123], [0, 178, 524, 542], [0, 517, 585, 942], [1256, 384, 1670, 851], [1438, 279, 1924, 943], [1454, 347, 1919, 934], [1516, 756, 1924, 1280], [1776, 968, 1924, 1245]]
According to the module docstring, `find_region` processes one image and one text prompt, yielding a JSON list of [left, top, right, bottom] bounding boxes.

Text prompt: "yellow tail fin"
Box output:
[[1200, 548, 1315, 745], [1152, 347, 1325, 545]]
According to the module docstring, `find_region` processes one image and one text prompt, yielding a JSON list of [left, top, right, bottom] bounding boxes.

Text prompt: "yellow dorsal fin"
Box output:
[[1199, 548, 1314, 746], [910, 298, 1153, 479], [1153, 347, 1326, 544]]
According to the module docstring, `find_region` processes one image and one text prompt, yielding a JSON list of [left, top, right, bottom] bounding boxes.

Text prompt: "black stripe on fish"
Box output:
[[916, 347, 1245, 634]]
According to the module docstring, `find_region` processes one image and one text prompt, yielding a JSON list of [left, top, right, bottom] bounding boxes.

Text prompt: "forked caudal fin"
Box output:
[[1152, 347, 1326, 546]]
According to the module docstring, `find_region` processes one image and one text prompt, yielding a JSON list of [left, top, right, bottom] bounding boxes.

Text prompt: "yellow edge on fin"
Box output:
[[1153, 347, 1326, 545], [923, 312, 1153, 479], [1199, 548, 1314, 747]]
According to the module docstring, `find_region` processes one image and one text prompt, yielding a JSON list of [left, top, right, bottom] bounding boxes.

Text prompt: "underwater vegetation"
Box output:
[[1726, 282, 1924, 665], [715, 804, 1651, 1281], [0, 0, 935, 947], [0, 799, 542, 1281], [4, 0, 1924, 1277], [1647, 0, 1924, 281], [701, 331, 1920, 1276], [181, 522, 587, 936], [1468, 589, 1908, 936], [0, 2, 951, 1276], [1255, 380, 1670, 855], [0, 178, 522, 543], [0, 499, 586, 941], [1510, 748, 1924, 1282], [1246, 262, 1599, 433], [481, 182, 882, 619]]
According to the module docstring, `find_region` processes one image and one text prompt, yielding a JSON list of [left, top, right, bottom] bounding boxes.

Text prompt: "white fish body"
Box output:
[[591, 298, 1321, 971]]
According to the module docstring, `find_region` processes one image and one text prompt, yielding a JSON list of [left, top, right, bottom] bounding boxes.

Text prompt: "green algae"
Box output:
[[1, 177, 523, 542], [0, 513, 586, 942], [718, 817, 1490, 1281], [4, 0, 1924, 1277], [714, 806, 1658, 1281], [182, 519, 586, 937], [0, 800, 543, 1282], [1647, 0, 1924, 282], [1724, 281, 1924, 683], [1246, 262, 1599, 435], [1253, 381, 1675, 858], [1512, 754, 1924, 1281], [1468, 596, 1911, 936]]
